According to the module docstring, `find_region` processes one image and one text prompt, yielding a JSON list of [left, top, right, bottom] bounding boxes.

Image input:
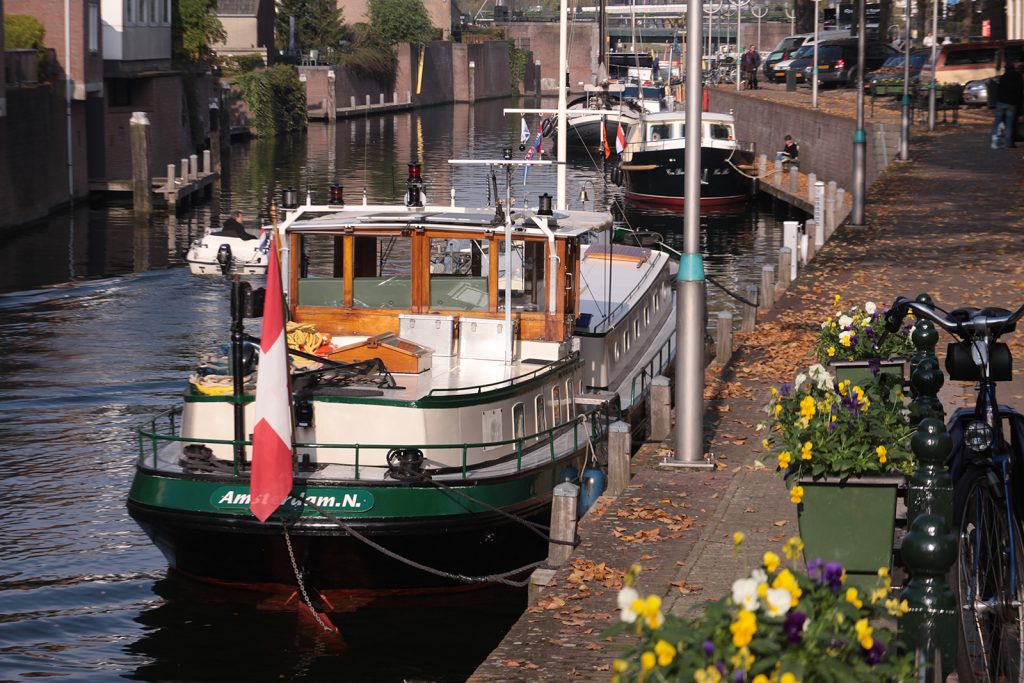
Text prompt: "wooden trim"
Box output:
[[488, 235, 499, 313], [343, 234, 354, 307]]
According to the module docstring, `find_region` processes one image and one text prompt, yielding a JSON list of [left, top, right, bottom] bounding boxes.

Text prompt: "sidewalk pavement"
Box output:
[[470, 123, 1024, 681]]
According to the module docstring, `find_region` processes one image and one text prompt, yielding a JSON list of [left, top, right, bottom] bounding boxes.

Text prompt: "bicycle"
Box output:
[[884, 296, 1024, 682]]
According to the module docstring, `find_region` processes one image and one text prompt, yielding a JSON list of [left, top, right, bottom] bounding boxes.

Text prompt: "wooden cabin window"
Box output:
[[296, 234, 345, 307], [535, 395, 547, 434], [512, 402, 526, 441], [352, 235, 412, 309], [428, 237, 489, 311], [498, 238, 547, 313]]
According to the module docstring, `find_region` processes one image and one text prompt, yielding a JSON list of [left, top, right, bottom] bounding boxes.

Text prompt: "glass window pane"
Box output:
[[297, 234, 344, 307], [535, 395, 547, 433], [498, 238, 546, 313], [512, 403, 525, 440], [352, 235, 412, 309], [429, 238, 489, 311]]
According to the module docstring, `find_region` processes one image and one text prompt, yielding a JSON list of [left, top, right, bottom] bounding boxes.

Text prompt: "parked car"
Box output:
[[962, 77, 996, 106], [919, 39, 1024, 85], [769, 44, 815, 83], [792, 38, 898, 87], [864, 49, 930, 91]]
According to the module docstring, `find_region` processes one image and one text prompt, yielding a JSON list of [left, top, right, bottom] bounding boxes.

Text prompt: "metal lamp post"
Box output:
[[899, 0, 911, 160], [732, 0, 752, 90], [928, 0, 938, 129], [784, 5, 795, 35], [672, 0, 708, 467], [705, 1, 724, 73], [752, 4, 768, 52], [812, 0, 823, 109], [851, 0, 867, 226]]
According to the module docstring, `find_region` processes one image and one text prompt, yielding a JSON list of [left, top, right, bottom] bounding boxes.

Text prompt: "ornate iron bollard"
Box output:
[[901, 513, 957, 679], [906, 417, 954, 533]]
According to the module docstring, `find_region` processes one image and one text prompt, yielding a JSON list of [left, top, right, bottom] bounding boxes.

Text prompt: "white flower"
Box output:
[[794, 373, 807, 391], [838, 314, 854, 328], [821, 320, 829, 329], [839, 330, 854, 346], [732, 577, 761, 611], [864, 301, 877, 315], [617, 586, 640, 623], [750, 568, 768, 584], [765, 587, 792, 617], [807, 363, 835, 391]]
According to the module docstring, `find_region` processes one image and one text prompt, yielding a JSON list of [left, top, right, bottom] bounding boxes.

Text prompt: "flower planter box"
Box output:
[[828, 357, 909, 389], [797, 474, 905, 589]]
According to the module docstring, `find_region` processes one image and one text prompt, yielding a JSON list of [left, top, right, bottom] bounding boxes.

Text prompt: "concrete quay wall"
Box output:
[[709, 88, 899, 192]]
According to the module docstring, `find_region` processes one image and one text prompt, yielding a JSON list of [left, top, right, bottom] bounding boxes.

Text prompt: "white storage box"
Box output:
[[399, 314, 457, 357], [459, 317, 515, 361]]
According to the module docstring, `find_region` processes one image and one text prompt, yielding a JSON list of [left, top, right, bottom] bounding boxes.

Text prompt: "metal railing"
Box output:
[[427, 353, 579, 397], [629, 333, 675, 407], [138, 407, 602, 482]]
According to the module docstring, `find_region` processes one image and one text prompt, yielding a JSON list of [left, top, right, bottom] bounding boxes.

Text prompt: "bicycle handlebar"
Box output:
[[884, 296, 1024, 340]]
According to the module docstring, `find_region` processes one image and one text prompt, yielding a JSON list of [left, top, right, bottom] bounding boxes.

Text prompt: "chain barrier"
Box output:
[[282, 524, 332, 632]]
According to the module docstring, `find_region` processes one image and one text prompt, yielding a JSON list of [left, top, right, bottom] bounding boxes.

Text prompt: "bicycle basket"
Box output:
[[946, 341, 1012, 382]]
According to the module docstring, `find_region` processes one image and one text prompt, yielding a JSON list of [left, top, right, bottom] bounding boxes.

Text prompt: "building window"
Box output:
[[149, 0, 157, 25], [88, 4, 99, 54], [163, 0, 171, 25], [125, 0, 134, 25]]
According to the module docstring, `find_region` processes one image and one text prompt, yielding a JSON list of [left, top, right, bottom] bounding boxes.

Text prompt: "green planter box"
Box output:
[[797, 474, 904, 589], [828, 358, 909, 389]]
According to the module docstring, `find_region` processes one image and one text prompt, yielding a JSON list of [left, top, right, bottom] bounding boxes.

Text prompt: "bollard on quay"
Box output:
[[649, 376, 672, 442], [607, 421, 632, 496], [759, 265, 775, 313], [906, 418, 954, 530], [777, 247, 792, 292], [547, 482, 579, 566], [741, 284, 758, 332], [900, 513, 957, 680], [715, 311, 733, 365], [909, 356, 945, 427]]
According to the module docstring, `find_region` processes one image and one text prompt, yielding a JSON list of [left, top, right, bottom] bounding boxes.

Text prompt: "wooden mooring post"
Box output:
[[130, 112, 152, 219], [649, 376, 671, 441], [741, 284, 758, 332], [759, 265, 775, 313], [607, 421, 632, 496], [715, 311, 733, 365]]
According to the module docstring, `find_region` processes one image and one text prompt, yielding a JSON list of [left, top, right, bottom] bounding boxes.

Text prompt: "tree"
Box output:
[[275, 0, 345, 56], [172, 0, 226, 65], [369, 0, 435, 44]]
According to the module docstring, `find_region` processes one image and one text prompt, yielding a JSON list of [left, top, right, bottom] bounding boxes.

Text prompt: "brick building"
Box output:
[[213, 0, 275, 62], [334, 0, 461, 40]]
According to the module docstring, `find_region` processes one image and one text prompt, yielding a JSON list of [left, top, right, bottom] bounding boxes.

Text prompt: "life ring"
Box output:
[[541, 117, 554, 138]]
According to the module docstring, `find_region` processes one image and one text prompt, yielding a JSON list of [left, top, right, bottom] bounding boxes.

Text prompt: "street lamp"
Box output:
[[928, 0, 938, 129], [731, 0, 752, 90], [812, 0, 823, 109], [752, 4, 768, 51], [899, 0, 911, 160], [784, 5, 795, 35], [851, 0, 867, 226]]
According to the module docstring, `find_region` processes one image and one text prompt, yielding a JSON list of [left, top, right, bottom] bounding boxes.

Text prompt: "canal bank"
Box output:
[[470, 112, 1024, 679]]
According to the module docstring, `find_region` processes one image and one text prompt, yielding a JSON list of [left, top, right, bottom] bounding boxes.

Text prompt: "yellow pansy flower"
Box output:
[[763, 551, 781, 573], [734, 531, 746, 547], [780, 674, 800, 683], [778, 451, 792, 469], [835, 294, 841, 305], [876, 445, 888, 464], [826, 345, 836, 357], [846, 587, 863, 609], [730, 646, 755, 672], [654, 640, 676, 666], [640, 651, 656, 671], [695, 666, 723, 683], [801, 441, 813, 460], [790, 485, 804, 504], [799, 396, 816, 420], [855, 618, 874, 649], [613, 659, 629, 673], [783, 536, 805, 559], [729, 609, 758, 648]]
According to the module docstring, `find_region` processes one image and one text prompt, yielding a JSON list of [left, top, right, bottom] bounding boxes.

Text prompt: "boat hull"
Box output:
[[127, 451, 585, 591], [621, 146, 753, 208], [564, 115, 633, 152]]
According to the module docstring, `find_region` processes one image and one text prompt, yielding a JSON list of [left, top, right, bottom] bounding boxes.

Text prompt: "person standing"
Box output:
[[991, 59, 1022, 149], [741, 45, 762, 90]]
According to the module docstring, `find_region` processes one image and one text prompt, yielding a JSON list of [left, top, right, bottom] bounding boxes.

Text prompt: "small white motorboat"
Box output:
[[186, 232, 270, 276]]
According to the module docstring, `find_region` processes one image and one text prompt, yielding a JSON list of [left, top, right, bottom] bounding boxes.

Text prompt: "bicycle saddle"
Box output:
[[949, 307, 1017, 333]]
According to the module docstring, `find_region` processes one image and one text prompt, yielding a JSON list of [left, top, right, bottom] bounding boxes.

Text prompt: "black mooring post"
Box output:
[[230, 276, 247, 469]]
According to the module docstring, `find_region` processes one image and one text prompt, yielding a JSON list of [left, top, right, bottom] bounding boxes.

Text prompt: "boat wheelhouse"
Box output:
[[616, 111, 755, 208], [128, 163, 679, 592]]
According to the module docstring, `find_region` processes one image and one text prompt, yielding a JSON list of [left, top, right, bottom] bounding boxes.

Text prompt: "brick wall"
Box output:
[[104, 72, 184, 180], [502, 23, 599, 95], [708, 89, 895, 191], [0, 85, 74, 229]]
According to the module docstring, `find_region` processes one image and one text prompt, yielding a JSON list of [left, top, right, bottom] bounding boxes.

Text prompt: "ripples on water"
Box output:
[[0, 97, 793, 681]]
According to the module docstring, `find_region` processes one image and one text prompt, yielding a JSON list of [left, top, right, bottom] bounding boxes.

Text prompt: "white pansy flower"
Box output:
[[794, 373, 807, 391], [807, 364, 835, 391], [765, 587, 792, 617], [751, 568, 768, 584], [732, 577, 761, 611], [864, 301, 877, 315], [838, 315, 854, 328], [821, 320, 829, 329], [839, 330, 854, 346], [617, 586, 640, 623]]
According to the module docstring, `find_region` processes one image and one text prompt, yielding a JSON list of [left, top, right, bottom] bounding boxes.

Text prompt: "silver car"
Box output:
[[962, 78, 995, 106]]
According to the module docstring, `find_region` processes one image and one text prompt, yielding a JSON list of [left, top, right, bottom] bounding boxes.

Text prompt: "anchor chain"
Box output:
[[282, 523, 332, 632]]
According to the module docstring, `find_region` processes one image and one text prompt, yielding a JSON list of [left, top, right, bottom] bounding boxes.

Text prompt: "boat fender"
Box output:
[[577, 467, 606, 516], [558, 464, 580, 484], [611, 166, 623, 186], [386, 447, 427, 480], [541, 117, 553, 138]]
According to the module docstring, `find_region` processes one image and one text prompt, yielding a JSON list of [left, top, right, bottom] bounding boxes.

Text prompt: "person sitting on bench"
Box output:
[[775, 135, 799, 165]]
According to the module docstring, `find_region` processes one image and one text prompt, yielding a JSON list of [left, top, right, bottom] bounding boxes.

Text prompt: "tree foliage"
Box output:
[[369, 0, 435, 44], [339, 23, 398, 83], [172, 0, 225, 65], [275, 0, 345, 55], [4, 14, 45, 51], [234, 65, 307, 137]]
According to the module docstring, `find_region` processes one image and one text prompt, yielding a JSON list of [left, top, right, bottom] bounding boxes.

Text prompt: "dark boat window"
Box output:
[[352, 235, 412, 309], [709, 123, 731, 140], [498, 238, 546, 312]]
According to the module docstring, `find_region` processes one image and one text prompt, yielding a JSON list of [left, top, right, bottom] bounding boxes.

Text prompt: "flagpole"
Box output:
[[230, 274, 246, 469]]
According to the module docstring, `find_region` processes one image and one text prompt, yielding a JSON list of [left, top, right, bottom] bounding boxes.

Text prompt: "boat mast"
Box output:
[[556, 0, 568, 210]]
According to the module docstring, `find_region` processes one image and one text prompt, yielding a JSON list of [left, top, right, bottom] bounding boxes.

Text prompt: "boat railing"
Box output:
[[426, 353, 579, 397], [629, 333, 675, 408], [137, 407, 603, 482], [585, 257, 665, 334]]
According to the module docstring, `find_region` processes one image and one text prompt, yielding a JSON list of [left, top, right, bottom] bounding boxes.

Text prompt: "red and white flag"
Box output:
[[250, 230, 294, 522], [615, 120, 626, 155]]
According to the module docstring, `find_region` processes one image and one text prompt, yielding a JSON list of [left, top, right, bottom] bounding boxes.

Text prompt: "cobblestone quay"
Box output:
[[470, 103, 1024, 681]]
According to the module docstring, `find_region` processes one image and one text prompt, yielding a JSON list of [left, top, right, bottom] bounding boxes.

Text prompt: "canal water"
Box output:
[[0, 97, 792, 682]]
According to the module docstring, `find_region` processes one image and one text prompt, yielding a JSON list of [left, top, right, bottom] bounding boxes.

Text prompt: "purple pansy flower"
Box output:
[[703, 640, 714, 658], [784, 611, 808, 644], [824, 562, 844, 591], [865, 640, 886, 665]]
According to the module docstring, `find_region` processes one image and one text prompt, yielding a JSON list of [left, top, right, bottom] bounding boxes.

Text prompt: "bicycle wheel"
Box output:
[[956, 476, 1024, 682]]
